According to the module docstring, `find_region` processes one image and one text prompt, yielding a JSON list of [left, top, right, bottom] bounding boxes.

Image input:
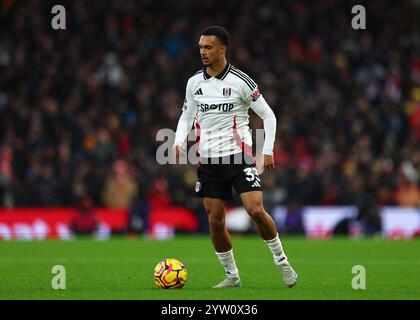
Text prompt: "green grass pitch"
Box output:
[[1, 236, 419, 300]]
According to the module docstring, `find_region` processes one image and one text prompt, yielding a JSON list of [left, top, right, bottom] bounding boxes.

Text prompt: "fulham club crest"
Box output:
[[223, 88, 231, 97]]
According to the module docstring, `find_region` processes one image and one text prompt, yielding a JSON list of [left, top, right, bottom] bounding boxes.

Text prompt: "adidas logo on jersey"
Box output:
[[252, 180, 261, 187], [195, 88, 203, 95]]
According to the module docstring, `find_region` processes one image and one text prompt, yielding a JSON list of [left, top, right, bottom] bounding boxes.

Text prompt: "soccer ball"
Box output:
[[153, 258, 187, 289]]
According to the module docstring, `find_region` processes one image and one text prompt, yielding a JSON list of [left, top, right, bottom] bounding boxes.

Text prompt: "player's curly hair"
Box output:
[[201, 26, 231, 46]]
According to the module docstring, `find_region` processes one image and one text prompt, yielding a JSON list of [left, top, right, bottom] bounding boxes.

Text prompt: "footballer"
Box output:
[[173, 26, 298, 288]]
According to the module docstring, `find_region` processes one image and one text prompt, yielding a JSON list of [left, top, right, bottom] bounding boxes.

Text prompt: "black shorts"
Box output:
[[195, 152, 262, 200]]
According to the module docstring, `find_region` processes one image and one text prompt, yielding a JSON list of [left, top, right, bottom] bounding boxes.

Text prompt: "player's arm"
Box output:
[[173, 79, 197, 159], [245, 85, 277, 171]]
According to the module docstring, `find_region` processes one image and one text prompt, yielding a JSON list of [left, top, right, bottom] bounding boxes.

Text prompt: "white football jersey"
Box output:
[[175, 63, 276, 158]]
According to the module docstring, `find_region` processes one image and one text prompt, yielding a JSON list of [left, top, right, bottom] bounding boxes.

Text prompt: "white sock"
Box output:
[[264, 233, 288, 265], [215, 249, 239, 277]]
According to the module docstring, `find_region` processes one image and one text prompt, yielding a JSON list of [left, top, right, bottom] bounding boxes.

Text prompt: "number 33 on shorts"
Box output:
[[243, 167, 261, 187]]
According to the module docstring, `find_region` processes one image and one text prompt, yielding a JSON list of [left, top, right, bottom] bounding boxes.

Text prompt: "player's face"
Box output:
[[198, 35, 226, 67]]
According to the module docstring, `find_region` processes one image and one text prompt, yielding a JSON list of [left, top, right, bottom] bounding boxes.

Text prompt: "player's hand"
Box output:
[[263, 154, 275, 172], [172, 145, 185, 161]]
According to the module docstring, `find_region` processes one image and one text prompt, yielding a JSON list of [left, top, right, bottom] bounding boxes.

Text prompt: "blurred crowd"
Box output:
[[1, 0, 420, 215]]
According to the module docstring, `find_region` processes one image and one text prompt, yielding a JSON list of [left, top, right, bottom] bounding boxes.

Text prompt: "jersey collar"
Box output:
[[203, 62, 230, 81]]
